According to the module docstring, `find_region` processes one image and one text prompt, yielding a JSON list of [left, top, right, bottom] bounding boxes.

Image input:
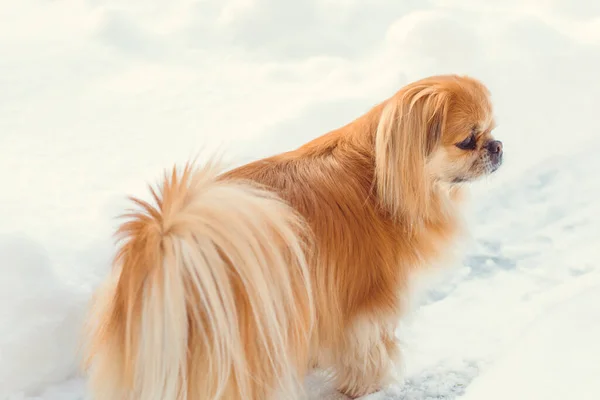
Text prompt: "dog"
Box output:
[[82, 74, 502, 400]]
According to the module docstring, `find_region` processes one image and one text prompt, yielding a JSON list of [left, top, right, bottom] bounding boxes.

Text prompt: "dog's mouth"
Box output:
[[479, 152, 503, 176], [486, 156, 503, 174], [451, 156, 502, 184]]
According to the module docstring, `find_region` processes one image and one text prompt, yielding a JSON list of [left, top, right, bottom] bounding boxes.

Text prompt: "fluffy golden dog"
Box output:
[[83, 74, 503, 400]]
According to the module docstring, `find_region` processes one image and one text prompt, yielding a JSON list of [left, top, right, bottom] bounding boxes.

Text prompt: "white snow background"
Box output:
[[1, 0, 600, 399]]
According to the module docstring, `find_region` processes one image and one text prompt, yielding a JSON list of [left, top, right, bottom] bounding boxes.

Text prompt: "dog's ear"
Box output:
[[374, 83, 450, 223]]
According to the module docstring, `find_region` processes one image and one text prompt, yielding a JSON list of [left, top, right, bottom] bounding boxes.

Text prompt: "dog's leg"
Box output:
[[330, 317, 401, 398]]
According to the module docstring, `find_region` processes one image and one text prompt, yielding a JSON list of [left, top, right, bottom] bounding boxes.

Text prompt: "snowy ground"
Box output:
[[2, 0, 600, 399]]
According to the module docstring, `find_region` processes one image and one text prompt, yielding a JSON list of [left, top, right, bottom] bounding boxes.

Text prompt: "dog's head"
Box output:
[[374, 75, 502, 220]]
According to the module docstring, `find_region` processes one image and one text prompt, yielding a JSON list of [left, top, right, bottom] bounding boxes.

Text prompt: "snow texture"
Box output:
[[1, 0, 600, 399]]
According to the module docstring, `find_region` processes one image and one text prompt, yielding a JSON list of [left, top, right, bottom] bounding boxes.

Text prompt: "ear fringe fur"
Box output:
[[374, 83, 451, 224]]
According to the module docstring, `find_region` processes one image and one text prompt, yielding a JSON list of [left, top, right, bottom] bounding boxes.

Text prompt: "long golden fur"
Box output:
[[83, 74, 503, 399]]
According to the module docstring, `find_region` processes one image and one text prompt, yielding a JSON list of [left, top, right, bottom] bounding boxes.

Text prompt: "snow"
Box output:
[[461, 280, 600, 400], [0, 236, 86, 399], [2, 0, 600, 399]]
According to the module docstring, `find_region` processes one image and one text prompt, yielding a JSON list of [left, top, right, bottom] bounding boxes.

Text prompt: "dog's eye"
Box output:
[[456, 134, 477, 150]]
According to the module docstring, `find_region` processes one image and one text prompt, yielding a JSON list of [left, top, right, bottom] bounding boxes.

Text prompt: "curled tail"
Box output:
[[83, 162, 314, 400]]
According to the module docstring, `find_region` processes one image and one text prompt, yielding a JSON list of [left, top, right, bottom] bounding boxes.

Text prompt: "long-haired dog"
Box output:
[[83, 75, 503, 399]]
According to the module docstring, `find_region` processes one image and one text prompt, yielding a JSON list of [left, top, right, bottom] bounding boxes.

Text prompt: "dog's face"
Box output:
[[375, 75, 503, 220], [425, 76, 503, 184], [375, 75, 502, 220]]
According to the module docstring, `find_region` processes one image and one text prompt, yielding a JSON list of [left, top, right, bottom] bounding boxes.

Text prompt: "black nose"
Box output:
[[486, 140, 503, 154]]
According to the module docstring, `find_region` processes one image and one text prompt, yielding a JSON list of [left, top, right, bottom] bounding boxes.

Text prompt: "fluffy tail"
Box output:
[[83, 162, 314, 400]]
